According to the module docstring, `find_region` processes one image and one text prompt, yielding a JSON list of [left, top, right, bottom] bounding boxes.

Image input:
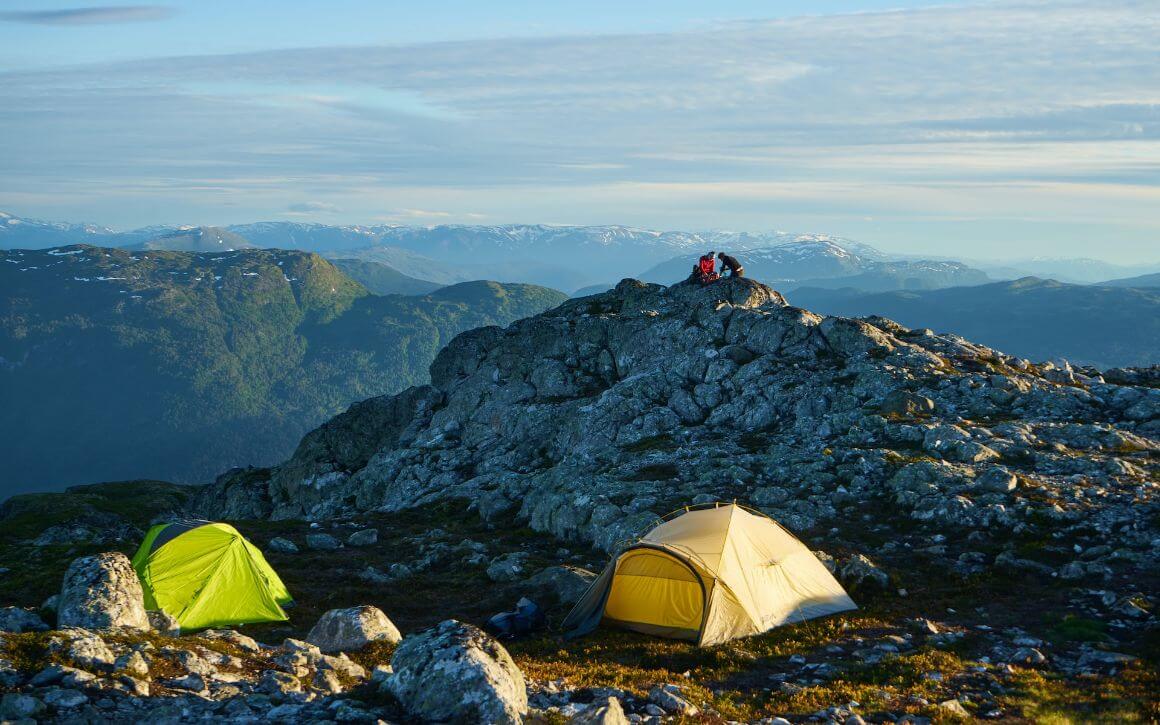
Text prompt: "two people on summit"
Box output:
[[692, 251, 744, 285]]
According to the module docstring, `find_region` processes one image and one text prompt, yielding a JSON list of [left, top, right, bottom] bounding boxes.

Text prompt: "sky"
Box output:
[[0, 0, 1158, 262]]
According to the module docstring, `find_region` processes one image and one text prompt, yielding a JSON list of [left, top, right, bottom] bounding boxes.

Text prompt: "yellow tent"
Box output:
[[131, 520, 293, 631], [562, 503, 856, 646]]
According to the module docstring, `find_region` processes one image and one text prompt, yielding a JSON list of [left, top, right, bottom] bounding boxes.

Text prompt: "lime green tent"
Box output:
[[131, 520, 293, 631]]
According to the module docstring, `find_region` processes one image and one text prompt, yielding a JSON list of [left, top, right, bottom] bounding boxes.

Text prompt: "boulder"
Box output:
[[306, 533, 342, 551], [347, 528, 379, 547], [306, 605, 402, 653], [571, 696, 630, 724], [267, 537, 299, 553], [389, 619, 527, 724], [0, 607, 48, 633], [649, 684, 699, 715], [525, 565, 597, 605], [57, 552, 150, 631]]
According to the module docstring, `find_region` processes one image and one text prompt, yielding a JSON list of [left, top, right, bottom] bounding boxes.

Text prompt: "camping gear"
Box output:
[[131, 520, 293, 631], [485, 597, 546, 641], [561, 503, 856, 646]]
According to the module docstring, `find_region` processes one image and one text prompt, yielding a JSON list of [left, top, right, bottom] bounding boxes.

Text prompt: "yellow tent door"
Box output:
[[602, 547, 706, 641]]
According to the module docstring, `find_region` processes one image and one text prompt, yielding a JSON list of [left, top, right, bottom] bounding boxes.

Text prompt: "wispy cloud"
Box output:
[[288, 201, 342, 214], [0, 5, 175, 26], [0, 0, 1157, 259]]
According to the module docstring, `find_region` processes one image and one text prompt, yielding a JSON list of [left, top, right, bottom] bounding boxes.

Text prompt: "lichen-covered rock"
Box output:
[[57, 553, 149, 631], [306, 605, 402, 653], [840, 554, 890, 593], [388, 619, 527, 724]]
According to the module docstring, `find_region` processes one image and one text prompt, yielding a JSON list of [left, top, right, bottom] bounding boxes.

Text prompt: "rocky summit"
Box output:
[[203, 276, 1157, 556], [2, 276, 1158, 723]]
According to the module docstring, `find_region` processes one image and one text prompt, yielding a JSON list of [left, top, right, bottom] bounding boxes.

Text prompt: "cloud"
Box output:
[[0, 5, 175, 25], [288, 201, 342, 214], [1, 0, 1158, 260]]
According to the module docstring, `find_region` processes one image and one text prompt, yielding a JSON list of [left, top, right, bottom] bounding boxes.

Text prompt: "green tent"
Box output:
[[131, 520, 293, 631]]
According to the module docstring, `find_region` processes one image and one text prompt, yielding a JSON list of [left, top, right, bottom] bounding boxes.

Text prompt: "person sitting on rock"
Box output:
[[717, 251, 744, 278], [691, 251, 720, 284]]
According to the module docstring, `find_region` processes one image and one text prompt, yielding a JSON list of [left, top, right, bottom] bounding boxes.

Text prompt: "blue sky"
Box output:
[[1, 0, 1158, 261]]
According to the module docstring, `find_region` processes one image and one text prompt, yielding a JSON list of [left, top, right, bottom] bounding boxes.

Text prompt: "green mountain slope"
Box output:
[[0, 245, 566, 494], [790, 277, 1160, 368], [330, 258, 442, 295]]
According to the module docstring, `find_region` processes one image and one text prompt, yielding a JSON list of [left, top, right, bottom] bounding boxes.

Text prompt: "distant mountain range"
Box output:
[[790, 277, 1160, 368], [4, 211, 1159, 295], [0, 245, 566, 493], [1098, 272, 1160, 288]]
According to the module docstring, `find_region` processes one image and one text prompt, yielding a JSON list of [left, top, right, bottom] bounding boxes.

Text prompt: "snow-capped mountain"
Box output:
[[121, 226, 256, 252], [639, 239, 989, 292], [0, 211, 118, 249]]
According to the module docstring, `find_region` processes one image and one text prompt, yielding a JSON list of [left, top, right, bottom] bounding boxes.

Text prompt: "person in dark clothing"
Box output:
[[717, 252, 744, 277]]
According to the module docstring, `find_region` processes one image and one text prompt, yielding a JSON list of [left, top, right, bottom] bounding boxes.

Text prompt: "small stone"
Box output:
[[147, 609, 181, 636], [267, 537, 299, 553], [879, 389, 935, 417], [1, 693, 46, 719], [0, 607, 48, 633], [976, 467, 1018, 493], [313, 668, 343, 694], [163, 673, 206, 692], [62, 631, 116, 670], [648, 685, 698, 715], [306, 533, 342, 550], [115, 651, 149, 678], [839, 554, 890, 592], [42, 688, 88, 709], [346, 529, 378, 547], [939, 699, 971, 718], [487, 552, 530, 582], [1011, 647, 1047, 665], [572, 696, 630, 725]]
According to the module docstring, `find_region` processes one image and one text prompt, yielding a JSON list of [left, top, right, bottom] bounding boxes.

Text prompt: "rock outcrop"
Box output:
[[56, 553, 150, 631], [387, 619, 527, 724], [193, 277, 1156, 563]]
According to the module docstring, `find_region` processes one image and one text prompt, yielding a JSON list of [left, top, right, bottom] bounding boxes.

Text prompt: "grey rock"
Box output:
[[389, 619, 527, 724], [487, 552, 531, 582], [525, 565, 597, 604], [115, 651, 150, 678], [648, 685, 698, 715], [879, 389, 935, 417], [1011, 647, 1047, 665], [162, 673, 206, 692], [267, 537, 299, 553], [571, 696, 630, 724], [938, 699, 970, 718], [306, 533, 342, 550], [839, 554, 890, 592], [0, 607, 48, 633], [0, 693, 45, 719], [54, 630, 116, 670], [346, 528, 379, 547], [306, 605, 402, 653], [42, 688, 88, 709], [976, 467, 1018, 493], [57, 552, 150, 631], [148, 609, 181, 636]]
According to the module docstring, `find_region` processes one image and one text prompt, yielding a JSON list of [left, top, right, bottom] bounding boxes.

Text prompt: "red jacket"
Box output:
[[698, 255, 716, 276]]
